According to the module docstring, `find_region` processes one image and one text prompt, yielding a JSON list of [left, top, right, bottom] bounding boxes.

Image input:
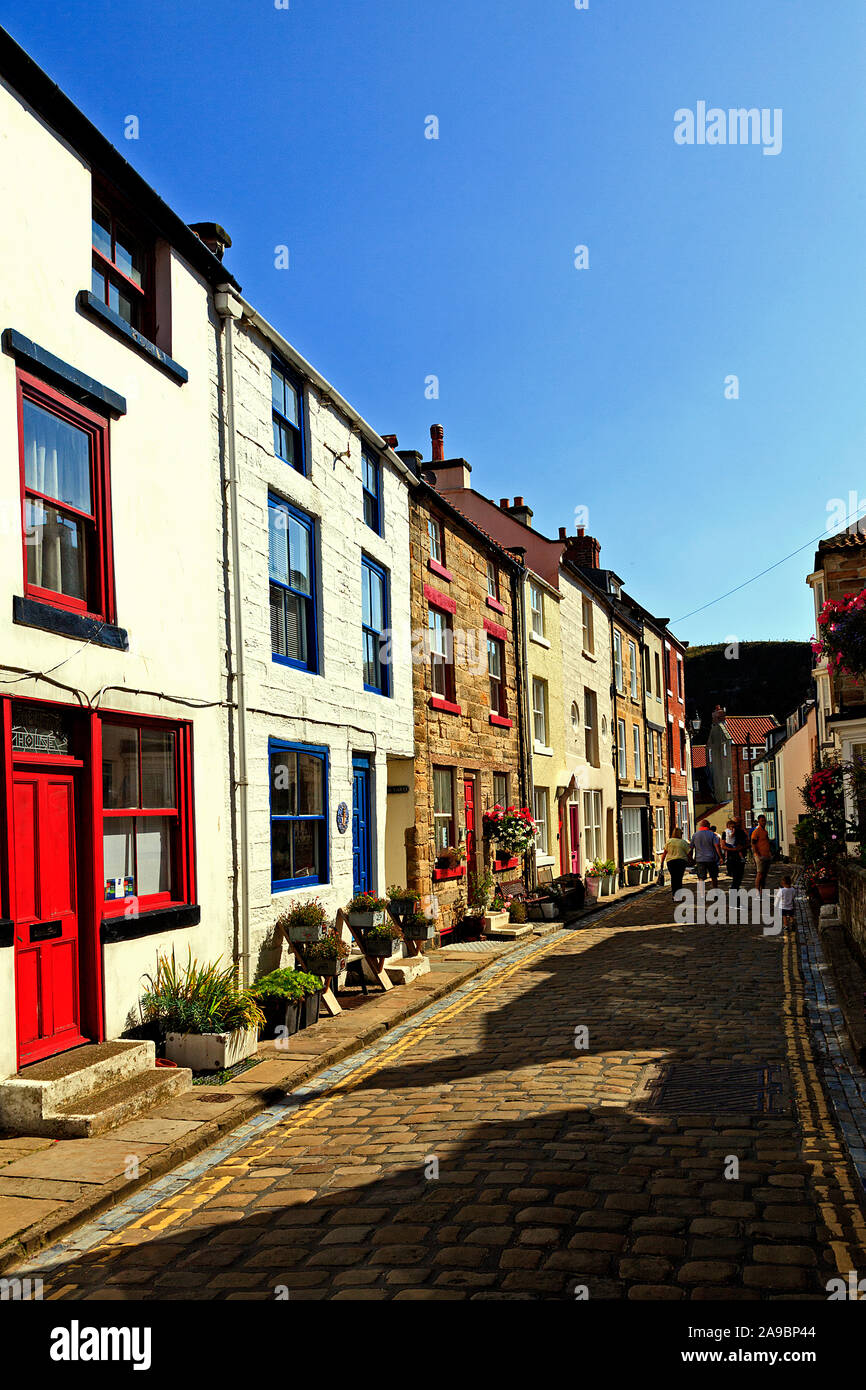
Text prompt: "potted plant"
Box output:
[[808, 863, 838, 904], [601, 859, 618, 894], [812, 588, 866, 678], [359, 915, 404, 958], [277, 896, 329, 945], [468, 869, 494, 915], [437, 844, 466, 868], [303, 929, 350, 980], [640, 860, 655, 884], [140, 951, 265, 1072], [626, 862, 642, 886], [508, 899, 528, 924], [482, 805, 538, 865], [346, 892, 390, 930], [584, 866, 601, 899], [251, 968, 323, 1038], [387, 884, 420, 918], [402, 911, 436, 942]]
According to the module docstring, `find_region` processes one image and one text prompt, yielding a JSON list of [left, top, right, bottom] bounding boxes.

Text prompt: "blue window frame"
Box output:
[[362, 448, 382, 533], [362, 555, 390, 696], [269, 740, 329, 890], [269, 495, 317, 672], [272, 357, 305, 473]]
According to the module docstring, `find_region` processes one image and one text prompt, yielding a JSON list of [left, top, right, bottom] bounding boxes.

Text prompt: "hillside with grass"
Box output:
[[684, 640, 814, 740]]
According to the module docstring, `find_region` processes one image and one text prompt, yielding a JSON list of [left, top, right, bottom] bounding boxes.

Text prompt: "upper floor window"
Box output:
[[632, 724, 642, 781], [270, 740, 328, 889], [362, 448, 382, 533], [493, 772, 509, 807], [91, 200, 150, 334], [428, 516, 445, 565], [679, 727, 687, 770], [654, 652, 662, 698], [647, 728, 655, 779], [362, 556, 390, 695], [433, 767, 455, 854], [429, 606, 454, 701], [532, 677, 548, 746], [628, 640, 638, 699], [272, 359, 304, 472], [19, 373, 114, 622], [584, 687, 599, 766], [582, 595, 594, 654], [676, 655, 683, 699], [269, 495, 317, 672], [102, 717, 194, 913], [613, 630, 624, 693], [488, 636, 506, 715], [617, 718, 627, 779], [529, 582, 545, 638], [487, 559, 499, 600]]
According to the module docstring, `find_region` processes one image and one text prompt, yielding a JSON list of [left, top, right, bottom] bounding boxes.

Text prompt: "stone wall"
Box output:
[[408, 490, 523, 934], [839, 859, 866, 968]]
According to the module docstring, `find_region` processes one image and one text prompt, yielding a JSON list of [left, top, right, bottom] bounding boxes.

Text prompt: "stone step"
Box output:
[[51, 1066, 192, 1139], [0, 1040, 158, 1133], [481, 923, 534, 940], [386, 955, 432, 986]]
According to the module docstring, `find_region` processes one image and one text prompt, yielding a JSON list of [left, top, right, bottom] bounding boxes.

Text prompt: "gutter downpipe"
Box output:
[[216, 288, 251, 987], [610, 607, 625, 877], [512, 555, 534, 887]]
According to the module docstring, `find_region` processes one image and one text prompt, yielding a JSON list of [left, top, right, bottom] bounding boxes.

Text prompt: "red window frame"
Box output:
[[428, 604, 455, 703], [487, 634, 507, 716], [98, 712, 196, 918], [17, 371, 116, 623], [91, 191, 154, 338]]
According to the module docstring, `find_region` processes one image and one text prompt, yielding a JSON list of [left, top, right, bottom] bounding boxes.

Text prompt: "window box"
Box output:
[[347, 908, 386, 931], [427, 558, 453, 582], [493, 855, 518, 871], [433, 864, 465, 882], [489, 713, 512, 729], [430, 696, 461, 715]]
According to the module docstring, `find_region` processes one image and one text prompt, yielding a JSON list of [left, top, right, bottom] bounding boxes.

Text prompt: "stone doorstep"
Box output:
[[0, 1040, 161, 1135], [0, 945, 502, 1272]]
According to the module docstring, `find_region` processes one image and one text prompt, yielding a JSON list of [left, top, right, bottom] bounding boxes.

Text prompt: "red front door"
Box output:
[[464, 778, 477, 876], [569, 803, 581, 874], [13, 767, 86, 1067]]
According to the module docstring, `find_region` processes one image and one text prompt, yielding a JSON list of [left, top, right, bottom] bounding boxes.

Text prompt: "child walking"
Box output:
[[775, 874, 796, 931]]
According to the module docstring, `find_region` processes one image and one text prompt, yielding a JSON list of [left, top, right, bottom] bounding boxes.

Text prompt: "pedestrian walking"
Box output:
[[660, 825, 690, 895], [724, 817, 749, 890], [690, 819, 723, 885], [775, 873, 796, 931], [751, 815, 773, 893]]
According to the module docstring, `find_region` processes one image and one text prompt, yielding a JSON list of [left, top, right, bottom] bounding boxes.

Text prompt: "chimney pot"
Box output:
[[430, 424, 444, 462], [514, 496, 524, 507], [381, 434, 398, 449], [558, 527, 567, 541], [500, 498, 510, 510], [577, 526, 585, 538]]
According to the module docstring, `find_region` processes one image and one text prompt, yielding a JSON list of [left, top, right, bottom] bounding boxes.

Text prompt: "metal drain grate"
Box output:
[[637, 1062, 790, 1115]]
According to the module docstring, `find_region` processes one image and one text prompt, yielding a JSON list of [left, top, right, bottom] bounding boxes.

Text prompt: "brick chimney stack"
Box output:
[[509, 496, 533, 528], [565, 525, 601, 569], [712, 705, 726, 724], [430, 424, 445, 462]]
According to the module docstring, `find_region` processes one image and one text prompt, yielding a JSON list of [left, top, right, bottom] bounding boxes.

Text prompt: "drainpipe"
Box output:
[[216, 288, 251, 987], [610, 609, 624, 875], [510, 553, 533, 885]]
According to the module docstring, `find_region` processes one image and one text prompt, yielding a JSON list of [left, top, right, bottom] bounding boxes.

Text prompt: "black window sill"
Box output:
[[13, 596, 128, 651], [0, 920, 13, 948], [101, 904, 201, 944], [2, 329, 127, 416], [77, 291, 188, 385]]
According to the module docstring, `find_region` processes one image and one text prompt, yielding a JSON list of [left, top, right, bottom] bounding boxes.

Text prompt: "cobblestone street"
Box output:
[[20, 873, 866, 1301]]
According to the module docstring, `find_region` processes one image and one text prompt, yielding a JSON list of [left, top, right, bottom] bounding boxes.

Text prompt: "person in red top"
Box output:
[[750, 815, 773, 892]]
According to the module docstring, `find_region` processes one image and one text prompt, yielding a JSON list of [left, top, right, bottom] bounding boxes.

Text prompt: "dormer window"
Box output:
[[91, 200, 151, 335]]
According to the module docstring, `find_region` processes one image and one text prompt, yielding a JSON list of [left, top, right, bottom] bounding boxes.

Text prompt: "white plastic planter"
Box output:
[[164, 1027, 259, 1072]]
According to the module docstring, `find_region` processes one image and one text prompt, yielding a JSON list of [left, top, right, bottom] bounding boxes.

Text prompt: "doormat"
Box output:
[[636, 1062, 791, 1115]]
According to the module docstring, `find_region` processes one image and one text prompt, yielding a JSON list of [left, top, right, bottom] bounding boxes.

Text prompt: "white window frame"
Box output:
[[613, 630, 624, 693], [628, 640, 638, 700], [529, 582, 545, 639], [617, 718, 627, 779], [632, 724, 641, 782], [647, 729, 655, 779], [533, 786, 550, 855], [433, 767, 454, 854], [532, 677, 548, 747], [654, 806, 666, 852], [584, 687, 598, 766], [622, 806, 642, 862], [583, 789, 602, 863], [582, 596, 594, 655]]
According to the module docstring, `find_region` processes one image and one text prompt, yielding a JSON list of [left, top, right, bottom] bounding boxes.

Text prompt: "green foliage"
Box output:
[[509, 899, 528, 924], [251, 968, 323, 1002], [346, 893, 390, 913], [386, 885, 419, 904], [685, 641, 811, 740], [303, 929, 350, 965], [277, 897, 329, 931], [468, 869, 495, 909], [140, 951, 265, 1037]]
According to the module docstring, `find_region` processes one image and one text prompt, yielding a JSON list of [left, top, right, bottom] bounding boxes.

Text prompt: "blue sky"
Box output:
[[3, 0, 864, 645]]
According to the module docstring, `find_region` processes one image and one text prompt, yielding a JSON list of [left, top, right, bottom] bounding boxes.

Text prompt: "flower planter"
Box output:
[[539, 900, 558, 920], [641, 866, 653, 884], [626, 865, 642, 886], [348, 909, 386, 930], [600, 873, 615, 896], [286, 921, 327, 945], [433, 864, 465, 881], [388, 898, 418, 918], [482, 910, 510, 933], [259, 996, 302, 1039], [816, 881, 838, 904], [492, 855, 519, 871], [584, 874, 600, 900], [165, 1026, 259, 1072], [360, 932, 399, 957], [300, 991, 322, 1029], [402, 921, 436, 942], [302, 955, 341, 979]]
